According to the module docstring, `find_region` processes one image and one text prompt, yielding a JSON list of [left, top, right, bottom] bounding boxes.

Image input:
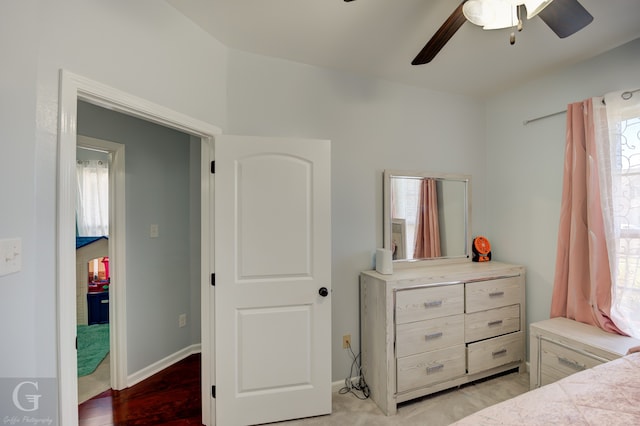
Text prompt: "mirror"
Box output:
[[383, 170, 471, 263]]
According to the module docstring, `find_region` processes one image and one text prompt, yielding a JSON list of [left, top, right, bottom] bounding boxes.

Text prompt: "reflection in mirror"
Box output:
[[384, 170, 471, 263]]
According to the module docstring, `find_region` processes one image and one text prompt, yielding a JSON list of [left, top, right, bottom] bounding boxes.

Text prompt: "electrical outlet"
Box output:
[[343, 334, 351, 349], [179, 313, 187, 328]]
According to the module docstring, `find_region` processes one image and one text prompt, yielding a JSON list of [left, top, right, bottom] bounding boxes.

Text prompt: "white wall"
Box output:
[[0, 0, 226, 388], [486, 38, 640, 341], [225, 50, 487, 380], [4, 1, 638, 418], [0, 1, 45, 376]]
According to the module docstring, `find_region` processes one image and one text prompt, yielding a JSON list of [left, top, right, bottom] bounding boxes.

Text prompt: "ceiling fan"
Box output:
[[344, 0, 593, 65]]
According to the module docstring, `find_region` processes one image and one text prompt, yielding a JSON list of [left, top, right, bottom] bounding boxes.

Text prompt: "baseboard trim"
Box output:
[[332, 376, 360, 393], [127, 344, 201, 387], [332, 379, 344, 393], [128, 350, 362, 393]]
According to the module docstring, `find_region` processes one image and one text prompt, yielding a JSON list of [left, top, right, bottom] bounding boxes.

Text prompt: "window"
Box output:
[[605, 104, 640, 338], [76, 157, 109, 237]]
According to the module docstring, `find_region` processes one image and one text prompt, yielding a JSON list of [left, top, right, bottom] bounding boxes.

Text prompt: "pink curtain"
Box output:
[[413, 179, 441, 259], [550, 99, 623, 334]]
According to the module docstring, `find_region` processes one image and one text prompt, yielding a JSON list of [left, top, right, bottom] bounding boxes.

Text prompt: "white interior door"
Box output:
[[214, 135, 331, 425]]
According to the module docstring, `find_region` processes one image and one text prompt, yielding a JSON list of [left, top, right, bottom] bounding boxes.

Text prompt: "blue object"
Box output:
[[76, 236, 108, 249]]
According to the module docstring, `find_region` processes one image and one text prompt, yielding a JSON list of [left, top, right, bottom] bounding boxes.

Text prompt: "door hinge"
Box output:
[[211, 273, 215, 286], [212, 385, 216, 398], [210, 161, 215, 174]]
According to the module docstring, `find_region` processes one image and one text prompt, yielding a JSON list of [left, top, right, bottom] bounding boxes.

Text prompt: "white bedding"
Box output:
[[450, 352, 640, 425]]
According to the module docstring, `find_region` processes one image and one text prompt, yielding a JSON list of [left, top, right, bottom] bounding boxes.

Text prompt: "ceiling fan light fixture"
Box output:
[[482, 3, 518, 29], [462, 0, 496, 27], [463, 0, 518, 30], [413, 0, 588, 66], [522, 0, 554, 19]]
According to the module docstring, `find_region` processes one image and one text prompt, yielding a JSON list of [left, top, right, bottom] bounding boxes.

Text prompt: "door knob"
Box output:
[[318, 287, 329, 297]]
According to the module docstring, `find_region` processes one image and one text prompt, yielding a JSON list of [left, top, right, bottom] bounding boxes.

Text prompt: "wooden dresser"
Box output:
[[529, 317, 640, 389], [360, 261, 526, 415]]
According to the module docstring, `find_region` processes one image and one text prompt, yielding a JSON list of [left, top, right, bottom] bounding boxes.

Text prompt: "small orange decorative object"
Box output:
[[472, 236, 492, 262]]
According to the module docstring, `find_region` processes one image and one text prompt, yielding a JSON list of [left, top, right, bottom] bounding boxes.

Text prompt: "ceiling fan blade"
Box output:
[[537, 0, 593, 38], [412, 1, 467, 65]]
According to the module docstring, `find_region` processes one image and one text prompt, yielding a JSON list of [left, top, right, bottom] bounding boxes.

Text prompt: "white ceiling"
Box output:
[[166, 0, 640, 98]]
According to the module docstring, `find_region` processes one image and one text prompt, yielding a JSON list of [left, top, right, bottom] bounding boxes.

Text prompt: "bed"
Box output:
[[450, 351, 640, 425]]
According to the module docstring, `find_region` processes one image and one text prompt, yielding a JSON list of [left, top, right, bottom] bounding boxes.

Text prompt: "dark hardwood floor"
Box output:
[[79, 353, 202, 425]]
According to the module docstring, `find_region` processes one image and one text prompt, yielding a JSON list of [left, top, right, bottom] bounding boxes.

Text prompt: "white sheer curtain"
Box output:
[[76, 159, 109, 236], [391, 177, 420, 259], [596, 89, 640, 338]]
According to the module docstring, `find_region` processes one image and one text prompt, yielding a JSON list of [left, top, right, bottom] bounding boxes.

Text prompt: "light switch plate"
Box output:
[[0, 238, 22, 276]]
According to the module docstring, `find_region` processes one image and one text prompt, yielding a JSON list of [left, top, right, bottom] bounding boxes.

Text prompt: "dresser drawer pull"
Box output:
[[425, 332, 443, 340], [489, 291, 505, 298], [424, 300, 443, 308], [557, 356, 586, 371], [487, 320, 503, 327], [426, 364, 444, 374], [492, 348, 507, 358]]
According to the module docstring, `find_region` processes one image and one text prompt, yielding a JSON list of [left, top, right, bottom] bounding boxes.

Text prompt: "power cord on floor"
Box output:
[[338, 341, 370, 400]]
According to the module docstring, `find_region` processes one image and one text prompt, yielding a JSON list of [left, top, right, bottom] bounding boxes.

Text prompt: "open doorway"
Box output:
[[75, 144, 112, 403], [57, 70, 220, 426], [74, 100, 205, 402]]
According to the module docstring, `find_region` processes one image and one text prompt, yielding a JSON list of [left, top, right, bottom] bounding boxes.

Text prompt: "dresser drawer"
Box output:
[[395, 284, 464, 324], [465, 304, 520, 343], [467, 331, 524, 374], [465, 276, 521, 313], [396, 345, 466, 393], [396, 314, 464, 357], [538, 338, 606, 386]]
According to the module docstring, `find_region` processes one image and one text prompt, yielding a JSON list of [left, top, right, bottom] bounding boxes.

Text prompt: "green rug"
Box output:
[[77, 324, 109, 377]]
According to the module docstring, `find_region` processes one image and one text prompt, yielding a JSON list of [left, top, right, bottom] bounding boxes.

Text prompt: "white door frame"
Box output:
[[57, 70, 220, 426], [76, 135, 126, 392]]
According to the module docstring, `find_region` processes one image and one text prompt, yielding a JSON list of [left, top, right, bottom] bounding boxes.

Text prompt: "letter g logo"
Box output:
[[12, 381, 41, 412]]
